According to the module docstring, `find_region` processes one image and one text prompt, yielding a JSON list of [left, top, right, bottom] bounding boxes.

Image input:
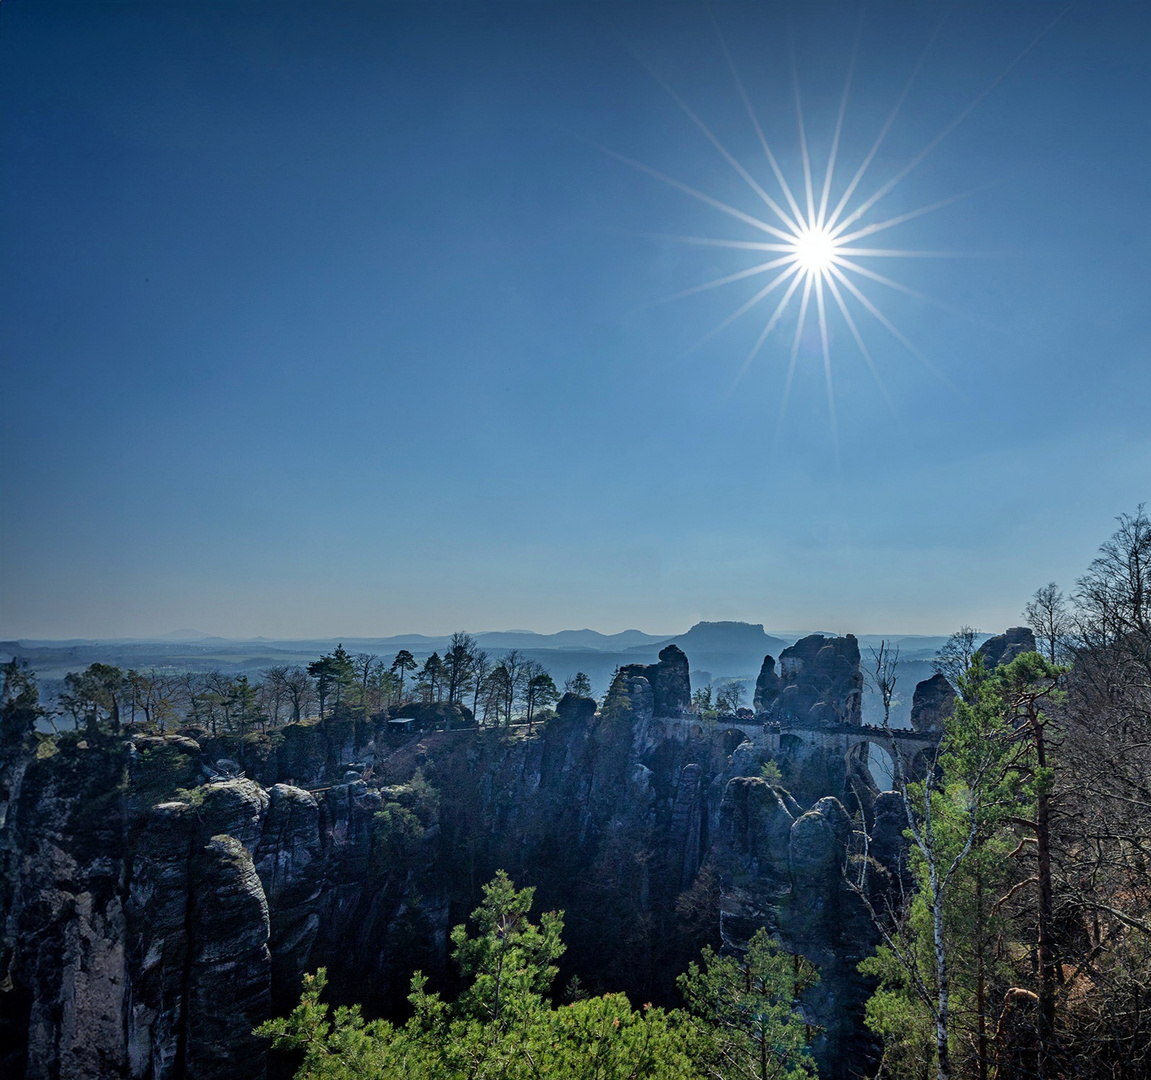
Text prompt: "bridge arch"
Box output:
[[847, 739, 896, 790]]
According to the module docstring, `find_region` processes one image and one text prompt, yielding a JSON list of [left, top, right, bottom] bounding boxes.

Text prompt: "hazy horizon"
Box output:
[[2, 622, 982, 648]]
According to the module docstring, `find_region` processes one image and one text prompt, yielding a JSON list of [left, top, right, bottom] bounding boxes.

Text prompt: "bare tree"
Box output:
[[203, 670, 236, 736], [481, 664, 511, 726], [174, 671, 210, 728], [868, 640, 900, 729], [261, 666, 291, 729], [127, 669, 177, 730], [1048, 507, 1151, 1074], [498, 650, 530, 724], [1024, 581, 1073, 664], [715, 680, 747, 715], [470, 648, 491, 723], [352, 653, 380, 715], [282, 666, 314, 723], [1075, 503, 1151, 644], [934, 626, 981, 696]]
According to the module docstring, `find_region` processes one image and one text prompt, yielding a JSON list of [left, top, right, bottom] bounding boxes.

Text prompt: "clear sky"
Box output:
[[2, 1, 1149, 640]]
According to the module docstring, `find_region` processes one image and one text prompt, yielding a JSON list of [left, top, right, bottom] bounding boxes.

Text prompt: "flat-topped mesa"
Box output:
[[618, 643, 691, 717], [753, 633, 863, 727], [976, 626, 1037, 670]]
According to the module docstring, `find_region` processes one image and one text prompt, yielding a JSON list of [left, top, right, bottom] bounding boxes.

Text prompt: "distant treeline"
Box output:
[[29, 633, 590, 736]]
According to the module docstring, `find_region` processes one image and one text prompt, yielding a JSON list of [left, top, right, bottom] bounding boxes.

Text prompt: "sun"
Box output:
[[790, 226, 840, 276], [596, 16, 1046, 462]]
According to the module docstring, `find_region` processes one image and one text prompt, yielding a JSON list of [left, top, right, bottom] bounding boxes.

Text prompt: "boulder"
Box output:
[[555, 692, 596, 726], [790, 796, 852, 886], [198, 779, 270, 855], [977, 627, 1037, 670]]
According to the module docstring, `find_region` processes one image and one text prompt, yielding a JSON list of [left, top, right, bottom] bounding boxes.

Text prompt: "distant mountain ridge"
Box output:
[[473, 628, 666, 651], [2, 622, 973, 728]]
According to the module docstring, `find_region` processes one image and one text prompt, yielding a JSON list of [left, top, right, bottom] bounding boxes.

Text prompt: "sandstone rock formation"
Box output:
[[977, 626, 1037, 669], [754, 634, 864, 726], [910, 672, 957, 733], [0, 640, 906, 1080], [619, 644, 691, 716]]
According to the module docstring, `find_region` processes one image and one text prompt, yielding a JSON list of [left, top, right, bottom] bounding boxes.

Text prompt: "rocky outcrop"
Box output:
[[714, 778, 796, 944], [253, 786, 323, 998], [554, 692, 596, 727], [1, 642, 908, 1080], [125, 801, 195, 1080], [184, 837, 271, 1080], [619, 644, 691, 716], [669, 764, 704, 890], [753, 655, 783, 712], [977, 627, 1037, 670], [910, 672, 957, 733], [713, 782, 888, 1077], [384, 701, 474, 729], [868, 790, 910, 898], [0, 732, 441, 1080], [754, 634, 864, 727], [3, 733, 130, 1080]]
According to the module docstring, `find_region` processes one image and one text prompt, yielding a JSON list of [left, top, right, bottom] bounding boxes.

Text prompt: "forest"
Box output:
[[41, 636, 575, 738], [257, 506, 1151, 1079], [1, 508, 1149, 1080]]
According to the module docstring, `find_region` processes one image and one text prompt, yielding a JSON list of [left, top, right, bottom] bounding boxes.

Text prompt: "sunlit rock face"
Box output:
[[977, 626, 1037, 670], [754, 634, 864, 726], [910, 672, 957, 733]]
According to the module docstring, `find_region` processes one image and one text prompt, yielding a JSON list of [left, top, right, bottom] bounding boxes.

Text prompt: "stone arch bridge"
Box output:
[[663, 714, 941, 775]]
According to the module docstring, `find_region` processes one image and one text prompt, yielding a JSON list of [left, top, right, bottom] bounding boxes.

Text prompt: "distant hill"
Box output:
[[635, 621, 791, 684], [474, 629, 665, 651]]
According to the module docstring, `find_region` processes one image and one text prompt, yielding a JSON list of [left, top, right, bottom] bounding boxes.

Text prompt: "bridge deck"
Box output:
[[659, 714, 940, 751]]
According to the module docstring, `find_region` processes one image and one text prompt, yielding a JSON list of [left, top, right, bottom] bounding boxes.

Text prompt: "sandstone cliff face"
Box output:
[[0, 730, 447, 1080], [5, 734, 130, 1080], [977, 626, 1037, 670], [712, 779, 880, 1074], [1, 640, 899, 1080], [618, 644, 691, 717], [754, 634, 864, 727], [910, 672, 957, 733]]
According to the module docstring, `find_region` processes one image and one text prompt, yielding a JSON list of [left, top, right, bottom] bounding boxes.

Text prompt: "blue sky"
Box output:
[[3, 1, 1149, 639]]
